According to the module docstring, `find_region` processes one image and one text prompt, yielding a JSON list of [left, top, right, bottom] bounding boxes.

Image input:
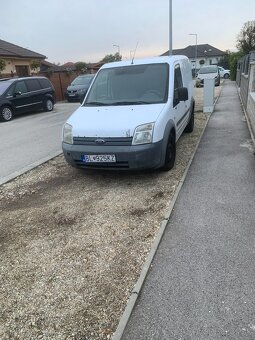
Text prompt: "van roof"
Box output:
[[101, 55, 189, 69]]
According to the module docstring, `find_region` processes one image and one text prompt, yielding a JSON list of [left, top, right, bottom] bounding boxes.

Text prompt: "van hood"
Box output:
[[67, 104, 166, 137]]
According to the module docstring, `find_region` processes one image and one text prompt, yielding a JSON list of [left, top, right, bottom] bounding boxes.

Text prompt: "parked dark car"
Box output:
[[0, 76, 55, 122], [65, 74, 94, 102]]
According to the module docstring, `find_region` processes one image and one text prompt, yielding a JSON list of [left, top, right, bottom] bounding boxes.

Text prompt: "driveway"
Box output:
[[0, 102, 79, 184]]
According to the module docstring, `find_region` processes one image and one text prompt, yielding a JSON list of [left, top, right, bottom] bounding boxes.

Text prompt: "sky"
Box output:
[[1, 0, 255, 65]]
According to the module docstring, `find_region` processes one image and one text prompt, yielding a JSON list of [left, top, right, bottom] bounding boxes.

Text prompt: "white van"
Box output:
[[62, 56, 195, 171]]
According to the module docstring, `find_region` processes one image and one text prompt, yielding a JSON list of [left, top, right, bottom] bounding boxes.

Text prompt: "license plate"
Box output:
[[81, 154, 116, 163]]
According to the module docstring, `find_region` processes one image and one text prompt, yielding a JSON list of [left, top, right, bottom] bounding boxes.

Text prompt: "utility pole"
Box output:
[[169, 0, 172, 55]]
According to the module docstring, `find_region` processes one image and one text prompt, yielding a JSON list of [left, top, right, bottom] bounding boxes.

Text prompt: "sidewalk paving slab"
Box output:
[[119, 80, 255, 340]]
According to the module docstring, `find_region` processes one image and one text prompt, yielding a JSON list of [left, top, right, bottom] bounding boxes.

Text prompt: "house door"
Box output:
[[15, 65, 29, 77]]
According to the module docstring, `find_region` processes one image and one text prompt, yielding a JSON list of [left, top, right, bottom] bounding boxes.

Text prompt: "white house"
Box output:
[[161, 44, 226, 72]]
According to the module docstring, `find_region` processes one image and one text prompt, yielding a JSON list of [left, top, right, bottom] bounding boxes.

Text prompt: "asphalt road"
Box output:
[[0, 102, 79, 183]]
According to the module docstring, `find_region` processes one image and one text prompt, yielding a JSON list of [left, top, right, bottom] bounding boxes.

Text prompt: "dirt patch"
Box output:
[[0, 86, 221, 339]]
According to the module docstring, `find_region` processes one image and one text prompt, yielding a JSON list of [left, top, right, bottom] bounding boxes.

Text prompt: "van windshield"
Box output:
[[84, 63, 169, 106]]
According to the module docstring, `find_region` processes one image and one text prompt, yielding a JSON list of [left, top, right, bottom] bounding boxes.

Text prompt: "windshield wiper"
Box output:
[[85, 101, 111, 106], [110, 101, 151, 105]]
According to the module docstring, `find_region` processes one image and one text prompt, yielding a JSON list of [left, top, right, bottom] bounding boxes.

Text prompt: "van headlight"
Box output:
[[132, 123, 154, 145], [63, 123, 73, 144]]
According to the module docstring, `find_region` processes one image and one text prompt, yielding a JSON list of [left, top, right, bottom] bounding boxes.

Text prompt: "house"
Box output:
[[0, 38, 46, 77], [161, 44, 226, 72]]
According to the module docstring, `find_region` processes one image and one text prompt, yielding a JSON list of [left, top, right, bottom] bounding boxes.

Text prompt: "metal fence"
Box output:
[[236, 51, 255, 107]]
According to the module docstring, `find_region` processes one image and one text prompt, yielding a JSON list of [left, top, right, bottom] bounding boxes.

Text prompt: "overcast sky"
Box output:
[[1, 0, 255, 64]]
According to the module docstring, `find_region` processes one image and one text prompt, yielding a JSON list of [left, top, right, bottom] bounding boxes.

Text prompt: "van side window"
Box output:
[[14, 81, 28, 94], [173, 65, 183, 107], [38, 78, 51, 89], [26, 79, 41, 92]]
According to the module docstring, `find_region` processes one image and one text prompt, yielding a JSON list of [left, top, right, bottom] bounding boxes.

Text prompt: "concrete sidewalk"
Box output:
[[120, 80, 255, 340]]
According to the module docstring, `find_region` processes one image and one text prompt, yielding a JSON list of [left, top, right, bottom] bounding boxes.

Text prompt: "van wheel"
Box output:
[[224, 74, 229, 79], [185, 108, 194, 133], [0, 105, 13, 122], [162, 133, 176, 171], [44, 98, 54, 111]]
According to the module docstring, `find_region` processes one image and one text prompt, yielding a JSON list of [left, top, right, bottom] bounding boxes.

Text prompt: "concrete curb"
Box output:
[[0, 150, 62, 186], [111, 109, 216, 340]]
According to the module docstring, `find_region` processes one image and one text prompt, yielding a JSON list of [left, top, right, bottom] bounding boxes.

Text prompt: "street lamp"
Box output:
[[169, 0, 172, 55], [113, 44, 120, 55], [189, 33, 197, 74]]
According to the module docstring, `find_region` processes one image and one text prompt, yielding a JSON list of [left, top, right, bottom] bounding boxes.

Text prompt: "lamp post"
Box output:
[[169, 0, 172, 55], [113, 44, 120, 55], [189, 33, 197, 75]]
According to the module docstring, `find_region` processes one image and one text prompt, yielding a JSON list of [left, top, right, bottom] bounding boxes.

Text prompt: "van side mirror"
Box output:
[[174, 87, 188, 104], [14, 91, 22, 97], [177, 87, 188, 101]]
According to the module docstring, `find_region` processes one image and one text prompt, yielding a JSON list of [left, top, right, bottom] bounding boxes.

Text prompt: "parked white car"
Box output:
[[196, 65, 220, 87], [62, 56, 195, 171], [218, 66, 230, 79]]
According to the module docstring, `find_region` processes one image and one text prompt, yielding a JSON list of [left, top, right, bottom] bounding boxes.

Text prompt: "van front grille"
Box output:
[[73, 137, 133, 146]]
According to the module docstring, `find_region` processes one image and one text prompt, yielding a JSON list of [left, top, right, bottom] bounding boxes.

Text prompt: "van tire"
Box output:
[[44, 98, 54, 112], [162, 133, 176, 171], [185, 108, 194, 133], [0, 105, 13, 122]]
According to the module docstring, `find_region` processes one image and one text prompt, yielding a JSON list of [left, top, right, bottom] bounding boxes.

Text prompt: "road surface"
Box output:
[[0, 102, 79, 184]]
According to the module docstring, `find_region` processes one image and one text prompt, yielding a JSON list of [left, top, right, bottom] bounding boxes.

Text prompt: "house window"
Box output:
[[209, 59, 212, 65], [15, 65, 29, 77]]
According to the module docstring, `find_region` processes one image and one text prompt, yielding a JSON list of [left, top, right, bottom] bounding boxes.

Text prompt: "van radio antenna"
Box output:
[[131, 42, 139, 64]]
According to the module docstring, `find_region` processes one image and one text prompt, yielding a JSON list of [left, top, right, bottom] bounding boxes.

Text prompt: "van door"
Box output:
[[7, 80, 30, 114], [173, 64, 188, 140], [25, 78, 44, 110]]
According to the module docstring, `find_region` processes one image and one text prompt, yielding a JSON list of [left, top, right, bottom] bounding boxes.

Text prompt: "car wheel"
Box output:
[[44, 98, 54, 111], [224, 73, 230, 79], [185, 107, 194, 133], [162, 133, 176, 171], [0, 105, 13, 122]]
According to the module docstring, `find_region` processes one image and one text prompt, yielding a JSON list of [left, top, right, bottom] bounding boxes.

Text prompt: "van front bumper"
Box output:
[[62, 141, 164, 170]]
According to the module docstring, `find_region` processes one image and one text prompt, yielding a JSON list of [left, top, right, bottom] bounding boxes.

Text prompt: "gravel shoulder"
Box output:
[[0, 86, 221, 339]]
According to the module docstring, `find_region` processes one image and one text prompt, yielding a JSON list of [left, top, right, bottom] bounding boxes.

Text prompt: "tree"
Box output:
[[75, 62, 87, 73], [236, 20, 255, 54], [218, 50, 231, 69], [0, 58, 6, 74], [30, 60, 41, 73], [101, 52, 122, 63], [228, 51, 245, 81]]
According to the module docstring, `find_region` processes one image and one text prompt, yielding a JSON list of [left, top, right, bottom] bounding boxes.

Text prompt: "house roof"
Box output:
[[0, 39, 46, 59], [161, 44, 226, 59]]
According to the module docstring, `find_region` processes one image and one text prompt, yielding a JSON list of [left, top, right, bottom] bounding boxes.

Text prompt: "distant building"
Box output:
[[161, 44, 226, 71], [0, 39, 46, 77]]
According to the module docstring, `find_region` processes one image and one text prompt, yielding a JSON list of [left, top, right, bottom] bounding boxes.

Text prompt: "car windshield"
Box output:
[[84, 63, 169, 106], [0, 80, 12, 95], [199, 66, 218, 74], [71, 76, 94, 86]]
